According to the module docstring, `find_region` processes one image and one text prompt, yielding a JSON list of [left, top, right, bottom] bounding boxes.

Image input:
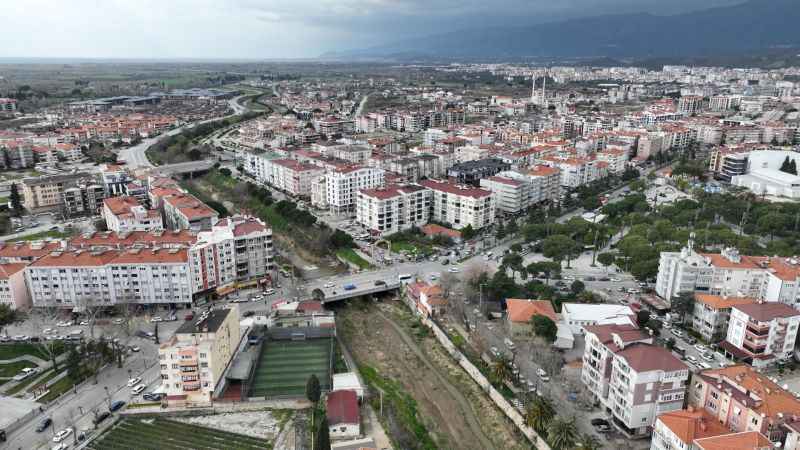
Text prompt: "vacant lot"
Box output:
[[88, 417, 269, 450], [337, 301, 525, 450]]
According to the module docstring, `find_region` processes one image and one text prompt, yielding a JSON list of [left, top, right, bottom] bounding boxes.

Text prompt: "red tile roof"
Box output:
[[506, 299, 556, 323], [326, 390, 359, 426], [615, 343, 688, 373], [420, 224, 461, 240], [0, 263, 28, 279], [419, 179, 492, 199], [69, 230, 197, 248], [657, 408, 730, 445], [732, 302, 800, 322], [693, 431, 772, 450]]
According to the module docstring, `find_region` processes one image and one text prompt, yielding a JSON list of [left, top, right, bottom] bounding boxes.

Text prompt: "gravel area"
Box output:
[[175, 410, 288, 440]]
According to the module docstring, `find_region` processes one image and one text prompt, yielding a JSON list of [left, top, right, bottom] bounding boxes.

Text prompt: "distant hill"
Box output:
[[323, 0, 800, 61]]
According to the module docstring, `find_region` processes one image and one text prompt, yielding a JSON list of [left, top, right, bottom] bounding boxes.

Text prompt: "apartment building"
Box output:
[[678, 96, 703, 115], [190, 216, 274, 294], [722, 302, 800, 367], [650, 408, 742, 450], [163, 193, 219, 231], [479, 172, 534, 215], [526, 165, 561, 204], [0, 263, 31, 310], [606, 344, 690, 437], [655, 244, 767, 302], [25, 248, 193, 308], [595, 148, 629, 174], [419, 179, 495, 230], [326, 166, 385, 215], [447, 158, 511, 186], [0, 143, 34, 169], [692, 294, 757, 343], [582, 324, 653, 412], [355, 184, 431, 237], [539, 156, 602, 188], [102, 196, 163, 233], [62, 182, 106, 217], [689, 365, 800, 442], [159, 307, 241, 406], [258, 158, 324, 198], [709, 149, 749, 183], [21, 172, 99, 212]]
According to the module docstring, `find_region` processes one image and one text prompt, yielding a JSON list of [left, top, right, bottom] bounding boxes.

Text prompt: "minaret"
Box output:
[[531, 76, 537, 102], [541, 70, 548, 108]]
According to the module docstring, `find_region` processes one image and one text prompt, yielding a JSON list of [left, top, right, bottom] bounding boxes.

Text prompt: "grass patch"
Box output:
[[10, 229, 73, 242], [359, 364, 437, 450], [0, 343, 65, 361], [336, 248, 372, 270], [38, 374, 77, 403], [0, 361, 37, 383], [5, 368, 52, 395], [27, 369, 61, 392]]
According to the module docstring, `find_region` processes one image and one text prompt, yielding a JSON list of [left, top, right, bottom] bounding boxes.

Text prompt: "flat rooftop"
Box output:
[[176, 308, 232, 334]]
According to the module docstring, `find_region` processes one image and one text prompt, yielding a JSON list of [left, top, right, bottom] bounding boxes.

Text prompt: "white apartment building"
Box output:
[[582, 324, 652, 413], [159, 307, 241, 405], [25, 248, 193, 308], [539, 156, 602, 188], [691, 294, 757, 343], [356, 184, 431, 237], [326, 166, 385, 215], [595, 148, 629, 174], [261, 158, 323, 198], [189, 216, 275, 294], [678, 96, 703, 115], [419, 179, 495, 230], [723, 302, 800, 367], [479, 172, 533, 214], [655, 243, 767, 302], [526, 165, 561, 204], [607, 344, 690, 437], [162, 193, 219, 232], [102, 196, 163, 233]]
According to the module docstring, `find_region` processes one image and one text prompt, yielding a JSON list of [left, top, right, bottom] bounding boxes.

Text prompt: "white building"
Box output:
[[526, 165, 561, 204], [326, 166, 385, 215], [158, 307, 241, 406], [419, 179, 495, 230], [561, 303, 635, 334], [102, 196, 163, 233], [356, 184, 431, 236], [479, 172, 534, 214], [162, 193, 219, 231], [723, 302, 800, 367], [259, 158, 324, 198], [327, 389, 360, 440], [25, 248, 193, 308], [0, 263, 31, 310]]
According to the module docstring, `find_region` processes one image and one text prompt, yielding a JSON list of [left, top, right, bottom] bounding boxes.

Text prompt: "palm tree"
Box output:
[[524, 395, 554, 435], [576, 433, 601, 450], [546, 415, 578, 450], [491, 355, 512, 384]]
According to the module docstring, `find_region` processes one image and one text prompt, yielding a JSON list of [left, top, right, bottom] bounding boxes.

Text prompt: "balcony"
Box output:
[[182, 381, 201, 391], [746, 321, 770, 335]]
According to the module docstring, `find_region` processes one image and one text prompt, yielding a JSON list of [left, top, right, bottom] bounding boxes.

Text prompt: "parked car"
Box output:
[[150, 316, 162, 323], [374, 280, 386, 286], [13, 367, 38, 381], [264, 289, 276, 295], [537, 368, 550, 382], [35, 418, 52, 432], [130, 346, 140, 352], [184, 312, 195, 321], [112, 318, 124, 325], [243, 311, 255, 317], [694, 344, 707, 353], [52, 428, 73, 443], [343, 283, 356, 291], [126, 377, 142, 387], [143, 392, 164, 402], [131, 384, 146, 395], [92, 411, 111, 425], [447, 267, 460, 273], [109, 400, 126, 412], [686, 355, 698, 364]]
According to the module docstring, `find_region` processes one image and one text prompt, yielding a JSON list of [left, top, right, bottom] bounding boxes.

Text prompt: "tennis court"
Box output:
[[250, 338, 332, 398]]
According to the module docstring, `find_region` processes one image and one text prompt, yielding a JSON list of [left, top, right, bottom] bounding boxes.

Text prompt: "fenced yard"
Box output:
[[87, 417, 268, 450], [249, 338, 332, 398]]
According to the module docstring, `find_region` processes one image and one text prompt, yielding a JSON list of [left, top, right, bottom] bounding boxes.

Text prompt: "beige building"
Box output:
[[0, 263, 31, 310], [419, 179, 495, 231], [21, 172, 97, 212], [158, 307, 241, 406]]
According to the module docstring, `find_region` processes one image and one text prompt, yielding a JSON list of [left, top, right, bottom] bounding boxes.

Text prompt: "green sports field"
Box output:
[[87, 417, 267, 450], [250, 339, 332, 398]]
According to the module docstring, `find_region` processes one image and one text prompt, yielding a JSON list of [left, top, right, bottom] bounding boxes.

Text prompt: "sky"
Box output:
[[1, 0, 747, 59]]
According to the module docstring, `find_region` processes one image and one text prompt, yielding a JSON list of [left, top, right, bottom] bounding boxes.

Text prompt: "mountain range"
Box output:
[[323, 0, 800, 61]]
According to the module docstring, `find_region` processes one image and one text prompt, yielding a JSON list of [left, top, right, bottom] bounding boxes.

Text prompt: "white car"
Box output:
[[131, 383, 146, 395], [112, 318, 124, 325], [127, 377, 142, 387], [448, 267, 460, 273], [694, 344, 707, 353], [12, 367, 38, 381], [52, 443, 69, 450], [150, 316, 162, 323], [79, 320, 89, 326], [42, 328, 55, 334], [686, 355, 698, 364], [563, 275, 576, 281], [609, 277, 621, 282], [323, 282, 334, 288], [12, 335, 28, 341], [264, 289, 276, 295], [52, 427, 73, 443], [537, 368, 550, 382], [670, 329, 684, 338], [56, 321, 72, 327]]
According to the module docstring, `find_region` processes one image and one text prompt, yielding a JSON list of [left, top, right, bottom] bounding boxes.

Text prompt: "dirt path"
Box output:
[[338, 301, 524, 450], [373, 309, 495, 450]]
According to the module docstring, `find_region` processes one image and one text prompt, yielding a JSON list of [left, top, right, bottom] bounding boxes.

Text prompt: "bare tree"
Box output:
[[74, 296, 107, 340], [28, 306, 63, 371], [438, 272, 459, 300], [63, 407, 79, 446]]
